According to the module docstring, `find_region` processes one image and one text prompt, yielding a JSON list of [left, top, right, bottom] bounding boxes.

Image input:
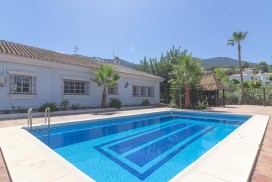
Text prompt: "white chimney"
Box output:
[[113, 56, 121, 65]]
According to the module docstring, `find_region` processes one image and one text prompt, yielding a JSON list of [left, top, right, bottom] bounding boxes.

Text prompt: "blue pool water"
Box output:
[[31, 111, 251, 182]]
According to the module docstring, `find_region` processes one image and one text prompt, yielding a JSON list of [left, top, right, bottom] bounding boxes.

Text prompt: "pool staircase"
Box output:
[[44, 107, 51, 131], [27, 108, 33, 132], [27, 107, 51, 133]]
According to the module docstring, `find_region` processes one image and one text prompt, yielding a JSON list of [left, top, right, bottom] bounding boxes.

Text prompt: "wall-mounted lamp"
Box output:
[[125, 82, 129, 88]]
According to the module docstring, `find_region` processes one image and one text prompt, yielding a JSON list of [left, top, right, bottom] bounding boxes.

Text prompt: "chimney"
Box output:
[[113, 56, 121, 65]]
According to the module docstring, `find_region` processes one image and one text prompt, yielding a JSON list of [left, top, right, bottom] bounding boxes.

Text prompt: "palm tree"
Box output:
[[169, 55, 202, 109], [227, 31, 248, 104], [94, 64, 120, 108]]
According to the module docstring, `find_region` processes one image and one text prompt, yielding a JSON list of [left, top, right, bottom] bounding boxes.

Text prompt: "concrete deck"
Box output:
[[0, 106, 270, 182], [205, 105, 272, 182]]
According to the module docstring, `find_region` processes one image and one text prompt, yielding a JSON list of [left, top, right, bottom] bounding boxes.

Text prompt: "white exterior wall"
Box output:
[[229, 74, 271, 84], [229, 74, 258, 82], [0, 55, 161, 110]]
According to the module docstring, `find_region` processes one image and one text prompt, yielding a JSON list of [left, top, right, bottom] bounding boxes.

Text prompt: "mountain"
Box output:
[[91, 56, 256, 69], [201, 57, 256, 67]]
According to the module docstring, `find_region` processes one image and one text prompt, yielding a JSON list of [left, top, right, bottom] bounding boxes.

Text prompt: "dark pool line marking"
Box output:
[[94, 126, 216, 180], [126, 125, 207, 167], [107, 122, 191, 155], [40, 116, 180, 149], [94, 119, 186, 148]]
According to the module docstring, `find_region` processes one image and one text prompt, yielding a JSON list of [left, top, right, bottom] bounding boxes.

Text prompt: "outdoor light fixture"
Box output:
[[125, 82, 129, 88]]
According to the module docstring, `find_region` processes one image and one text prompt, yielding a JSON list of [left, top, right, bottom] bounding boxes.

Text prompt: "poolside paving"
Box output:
[[0, 105, 271, 181], [204, 105, 272, 182], [0, 148, 11, 182]]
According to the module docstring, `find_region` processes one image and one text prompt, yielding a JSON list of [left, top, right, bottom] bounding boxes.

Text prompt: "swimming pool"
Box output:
[[30, 111, 251, 182]]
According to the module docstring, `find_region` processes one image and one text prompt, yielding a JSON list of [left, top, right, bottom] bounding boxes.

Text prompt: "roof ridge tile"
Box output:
[[0, 40, 162, 80]]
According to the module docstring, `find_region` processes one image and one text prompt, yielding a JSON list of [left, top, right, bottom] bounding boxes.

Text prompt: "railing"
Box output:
[[27, 108, 33, 132], [44, 107, 51, 131]]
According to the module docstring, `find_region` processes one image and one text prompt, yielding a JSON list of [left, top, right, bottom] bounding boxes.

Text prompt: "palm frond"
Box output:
[[241, 32, 248, 40], [94, 64, 120, 87], [227, 39, 235, 46]]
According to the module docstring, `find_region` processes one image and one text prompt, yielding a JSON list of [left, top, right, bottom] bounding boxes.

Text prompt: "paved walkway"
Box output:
[[0, 148, 11, 182], [0, 105, 271, 181], [204, 105, 272, 182]]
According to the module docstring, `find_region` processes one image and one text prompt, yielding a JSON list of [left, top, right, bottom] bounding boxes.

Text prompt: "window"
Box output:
[[133, 85, 154, 97], [140, 86, 146, 96], [133, 85, 138, 96], [147, 87, 154, 97], [63, 79, 89, 95], [10, 75, 36, 94], [108, 85, 118, 95]]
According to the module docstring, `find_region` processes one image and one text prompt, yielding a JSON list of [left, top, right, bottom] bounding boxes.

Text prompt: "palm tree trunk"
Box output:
[[238, 43, 245, 104], [179, 87, 182, 109], [101, 87, 107, 108], [185, 83, 191, 109]]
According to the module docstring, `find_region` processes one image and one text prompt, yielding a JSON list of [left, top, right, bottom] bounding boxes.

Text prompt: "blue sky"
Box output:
[[1, 0, 271, 64]]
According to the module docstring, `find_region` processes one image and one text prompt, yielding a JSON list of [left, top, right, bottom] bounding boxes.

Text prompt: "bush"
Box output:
[[71, 103, 79, 110], [108, 98, 122, 109], [244, 88, 263, 105], [168, 100, 177, 108], [59, 99, 70, 111], [10, 103, 28, 113], [38, 103, 58, 112], [225, 92, 239, 104], [4, 110, 10, 114], [141, 99, 150, 106], [194, 100, 207, 109]]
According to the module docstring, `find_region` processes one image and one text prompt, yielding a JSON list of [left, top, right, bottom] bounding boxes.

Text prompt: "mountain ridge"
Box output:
[[201, 57, 256, 67], [99, 56, 256, 68]]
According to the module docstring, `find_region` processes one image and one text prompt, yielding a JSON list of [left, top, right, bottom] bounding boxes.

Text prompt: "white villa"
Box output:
[[229, 68, 272, 85], [0, 41, 163, 110]]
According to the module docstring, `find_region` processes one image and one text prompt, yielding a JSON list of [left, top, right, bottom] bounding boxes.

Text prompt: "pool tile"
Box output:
[[0, 107, 267, 182], [95, 124, 215, 180]]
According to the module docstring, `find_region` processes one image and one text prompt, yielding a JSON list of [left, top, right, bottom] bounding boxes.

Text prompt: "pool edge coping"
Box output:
[[0, 108, 268, 182], [170, 114, 269, 182]]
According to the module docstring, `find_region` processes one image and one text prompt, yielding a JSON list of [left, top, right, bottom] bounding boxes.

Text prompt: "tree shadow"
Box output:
[[92, 111, 118, 115]]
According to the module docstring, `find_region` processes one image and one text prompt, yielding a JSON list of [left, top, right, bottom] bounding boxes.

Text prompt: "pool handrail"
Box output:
[[27, 108, 33, 132], [44, 107, 51, 131]]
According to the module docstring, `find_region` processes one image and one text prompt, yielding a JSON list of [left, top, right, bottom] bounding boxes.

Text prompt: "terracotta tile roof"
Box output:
[[0, 40, 162, 80], [200, 73, 225, 91]]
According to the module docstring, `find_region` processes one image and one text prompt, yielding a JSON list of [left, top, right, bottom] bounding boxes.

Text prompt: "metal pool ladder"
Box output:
[[44, 107, 51, 132], [27, 108, 33, 132]]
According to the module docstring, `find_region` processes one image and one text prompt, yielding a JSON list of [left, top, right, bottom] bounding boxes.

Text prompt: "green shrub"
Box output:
[[38, 103, 58, 112], [4, 110, 10, 114], [168, 100, 177, 108], [59, 99, 70, 111], [269, 75, 272, 82], [71, 103, 80, 110], [244, 88, 263, 105], [10, 103, 28, 113], [225, 92, 239, 104], [194, 100, 207, 109], [108, 98, 122, 109], [141, 99, 150, 106]]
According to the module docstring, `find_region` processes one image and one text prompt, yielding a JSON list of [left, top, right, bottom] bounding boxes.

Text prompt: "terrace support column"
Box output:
[[185, 84, 191, 109], [214, 91, 216, 107], [223, 90, 225, 107]]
